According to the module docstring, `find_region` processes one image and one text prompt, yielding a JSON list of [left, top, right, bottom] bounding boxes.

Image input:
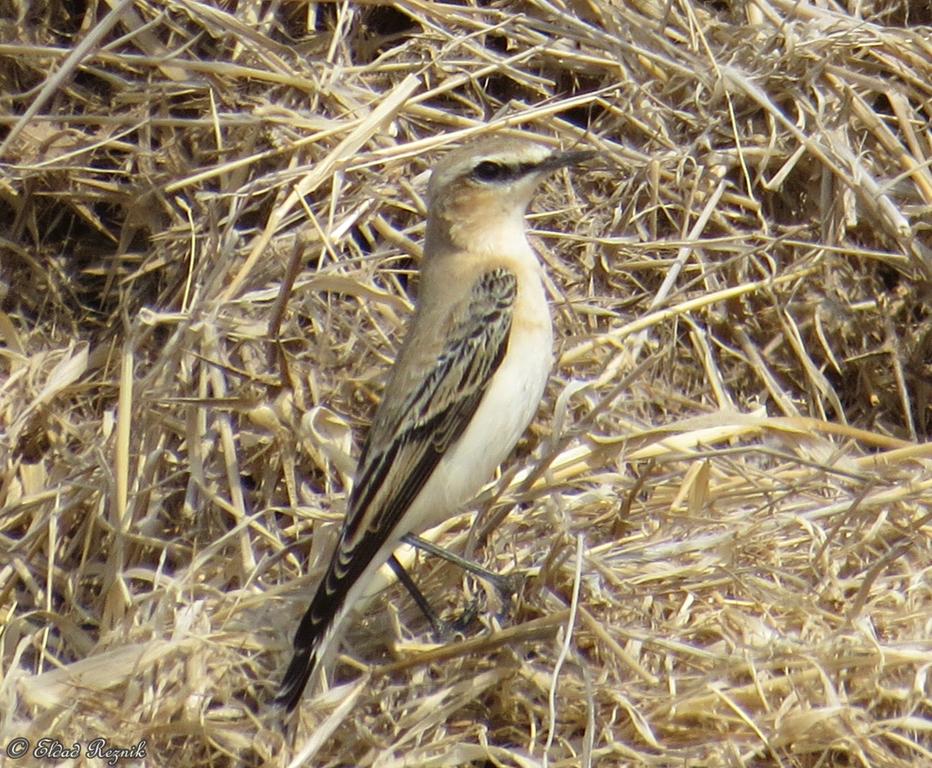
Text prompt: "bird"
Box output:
[[276, 133, 593, 711]]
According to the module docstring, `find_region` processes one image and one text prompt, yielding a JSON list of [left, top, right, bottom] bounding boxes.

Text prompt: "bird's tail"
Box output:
[[274, 543, 387, 711], [275, 531, 403, 711], [275, 594, 343, 712], [275, 646, 318, 712]]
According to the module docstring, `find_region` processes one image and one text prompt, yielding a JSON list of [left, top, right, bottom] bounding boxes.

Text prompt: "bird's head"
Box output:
[[425, 135, 593, 251]]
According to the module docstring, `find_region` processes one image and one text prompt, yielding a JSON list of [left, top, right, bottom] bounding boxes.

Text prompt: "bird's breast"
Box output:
[[403, 264, 553, 533]]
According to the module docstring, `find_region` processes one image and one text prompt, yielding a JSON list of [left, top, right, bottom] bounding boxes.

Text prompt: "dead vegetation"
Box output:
[[1, 0, 930, 766]]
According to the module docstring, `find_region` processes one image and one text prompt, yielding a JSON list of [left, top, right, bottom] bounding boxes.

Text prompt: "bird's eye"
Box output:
[[472, 160, 508, 182]]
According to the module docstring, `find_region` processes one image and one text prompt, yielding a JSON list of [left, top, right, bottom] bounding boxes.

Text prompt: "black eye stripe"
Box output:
[[471, 160, 540, 183], [472, 161, 508, 182]]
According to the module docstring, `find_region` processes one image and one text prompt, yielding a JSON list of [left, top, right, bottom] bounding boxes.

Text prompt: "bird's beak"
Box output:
[[537, 149, 596, 173]]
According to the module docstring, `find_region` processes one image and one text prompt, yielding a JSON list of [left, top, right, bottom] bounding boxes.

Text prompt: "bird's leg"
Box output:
[[401, 533, 524, 601], [387, 555, 477, 639]]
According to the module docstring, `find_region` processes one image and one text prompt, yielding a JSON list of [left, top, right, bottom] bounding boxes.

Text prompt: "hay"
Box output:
[[1, 0, 930, 765]]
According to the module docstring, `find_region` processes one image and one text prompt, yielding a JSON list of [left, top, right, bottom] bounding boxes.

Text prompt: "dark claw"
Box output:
[[426, 598, 480, 640]]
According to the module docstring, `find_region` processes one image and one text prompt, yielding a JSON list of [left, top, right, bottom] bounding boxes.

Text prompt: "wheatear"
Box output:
[[277, 134, 592, 711]]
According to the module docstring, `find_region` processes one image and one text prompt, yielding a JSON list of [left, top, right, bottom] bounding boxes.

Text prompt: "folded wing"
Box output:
[[277, 267, 517, 710]]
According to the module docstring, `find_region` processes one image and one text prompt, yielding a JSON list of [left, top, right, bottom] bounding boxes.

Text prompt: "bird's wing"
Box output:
[[278, 266, 517, 709], [346, 266, 518, 548]]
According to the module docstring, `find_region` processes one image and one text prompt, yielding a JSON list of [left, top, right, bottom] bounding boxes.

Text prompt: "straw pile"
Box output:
[[2, 0, 930, 765]]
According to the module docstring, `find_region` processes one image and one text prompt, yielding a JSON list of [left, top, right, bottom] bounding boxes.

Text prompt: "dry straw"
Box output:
[[1, 0, 930, 766]]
